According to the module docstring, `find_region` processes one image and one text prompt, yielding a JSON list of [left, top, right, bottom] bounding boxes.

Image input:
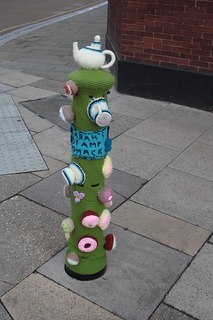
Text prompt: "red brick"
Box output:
[[169, 57, 189, 65], [144, 37, 162, 44], [154, 33, 173, 39], [151, 54, 170, 62], [190, 60, 209, 68], [108, 0, 213, 72], [197, 1, 213, 9], [172, 47, 191, 54]]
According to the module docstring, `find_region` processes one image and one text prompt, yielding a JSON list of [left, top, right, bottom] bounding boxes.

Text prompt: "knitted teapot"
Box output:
[[73, 35, 115, 69]]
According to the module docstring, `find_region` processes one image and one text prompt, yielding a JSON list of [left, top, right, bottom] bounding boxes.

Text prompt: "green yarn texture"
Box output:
[[65, 68, 115, 276]]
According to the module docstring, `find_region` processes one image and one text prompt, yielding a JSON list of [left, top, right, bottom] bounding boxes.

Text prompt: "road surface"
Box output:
[[0, 0, 104, 34]]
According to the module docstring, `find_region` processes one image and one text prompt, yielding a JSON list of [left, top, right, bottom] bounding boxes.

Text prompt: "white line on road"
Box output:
[[0, 1, 107, 46]]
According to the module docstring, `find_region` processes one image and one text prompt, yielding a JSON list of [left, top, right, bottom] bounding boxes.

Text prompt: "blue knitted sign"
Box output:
[[70, 124, 112, 160]]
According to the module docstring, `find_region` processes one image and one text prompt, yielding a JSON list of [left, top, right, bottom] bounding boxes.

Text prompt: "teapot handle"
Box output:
[[101, 50, 116, 69]]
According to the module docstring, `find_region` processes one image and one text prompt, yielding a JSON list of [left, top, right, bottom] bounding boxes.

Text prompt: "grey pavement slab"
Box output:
[[21, 170, 71, 216], [197, 125, 213, 146], [132, 168, 213, 231], [109, 112, 142, 139], [33, 127, 71, 163], [1, 273, 121, 320], [112, 201, 210, 256], [0, 131, 47, 174], [0, 304, 11, 320], [24, 69, 67, 82], [32, 78, 63, 92], [209, 235, 213, 243], [0, 94, 47, 174], [22, 95, 70, 131], [0, 117, 28, 133], [38, 224, 191, 320], [165, 243, 213, 320], [0, 172, 41, 202], [106, 168, 147, 199], [0, 83, 14, 93], [150, 303, 194, 320], [0, 196, 65, 297], [110, 94, 167, 120], [21, 170, 128, 216], [18, 107, 53, 133], [125, 104, 213, 151], [22, 96, 142, 138], [8, 85, 58, 101], [111, 135, 178, 180], [0, 71, 42, 87], [169, 141, 213, 181], [0, 94, 20, 117], [33, 155, 66, 178], [0, 61, 57, 72]]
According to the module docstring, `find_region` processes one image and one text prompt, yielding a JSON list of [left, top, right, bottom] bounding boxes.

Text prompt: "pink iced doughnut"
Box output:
[[81, 211, 99, 228], [78, 236, 98, 253]]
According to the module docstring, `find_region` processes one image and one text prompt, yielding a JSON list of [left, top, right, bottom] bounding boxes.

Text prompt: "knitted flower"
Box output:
[[73, 190, 85, 203]]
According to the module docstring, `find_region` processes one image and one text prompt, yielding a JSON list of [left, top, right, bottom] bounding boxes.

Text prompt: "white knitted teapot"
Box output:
[[73, 35, 115, 69]]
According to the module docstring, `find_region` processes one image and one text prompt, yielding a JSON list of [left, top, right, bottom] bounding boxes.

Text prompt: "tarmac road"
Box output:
[[0, 0, 104, 35]]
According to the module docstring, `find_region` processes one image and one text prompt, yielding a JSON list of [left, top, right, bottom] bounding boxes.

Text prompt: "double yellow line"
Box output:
[[0, 0, 105, 35]]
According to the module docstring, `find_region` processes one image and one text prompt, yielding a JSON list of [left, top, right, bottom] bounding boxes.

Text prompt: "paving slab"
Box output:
[[1, 274, 121, 320], [32, 78, 63, 93], [197, 125, 213, 147], [125, 104, 213, 151], [106, 168, 147, 199], [209, 235, 213, 243], [8, 85, 58, 101], [0, 304, 12, 320], [38, 224, 190, 320], [112, 201, 210, 256], [0, 196, 65, 297], [111, 135, 178, 180], [33, 155, 66, 178], [0, 131, 47, 175], [18, 107, 53, 133], [21, 170, 71, 216], [22, 96, 141, 137], [0, 83, 14, 93], [0, 117, 28, 133], [0, 61, 57, 72], [22, 95, 70, 131], [21, 170, 126, 216], [0, 94, 20, 117], [169, 141, 213, 181], [165, 243, 213, 320], [109, 112, 142, 139], [24, 69, 67, 82], [0, 71, 42, 87], [110, 94, 166, 119], [132, 168, 213, 231], [150, 303, 194, 320], [33, 126, 70, 163], [0, 173, 41, 202]]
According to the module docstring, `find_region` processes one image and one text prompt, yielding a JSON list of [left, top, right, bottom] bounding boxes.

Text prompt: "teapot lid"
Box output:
[[85, 35, 102, 52]]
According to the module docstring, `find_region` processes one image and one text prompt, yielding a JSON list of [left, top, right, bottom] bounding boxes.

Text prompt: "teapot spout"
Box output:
[[73, 42, 79, 63]]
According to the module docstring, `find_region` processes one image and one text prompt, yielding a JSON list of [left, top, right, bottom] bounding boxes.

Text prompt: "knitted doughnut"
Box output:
[[78, 236, 98, 253]]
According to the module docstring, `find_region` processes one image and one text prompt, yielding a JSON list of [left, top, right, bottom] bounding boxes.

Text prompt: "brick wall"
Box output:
[[107, 0, 213, 74]]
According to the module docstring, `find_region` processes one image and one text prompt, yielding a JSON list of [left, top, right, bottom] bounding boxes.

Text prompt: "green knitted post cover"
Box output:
[[62, 68, 116, 280]]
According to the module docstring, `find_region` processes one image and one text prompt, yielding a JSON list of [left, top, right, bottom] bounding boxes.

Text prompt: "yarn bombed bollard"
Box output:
[[60, 35, 116, 280]]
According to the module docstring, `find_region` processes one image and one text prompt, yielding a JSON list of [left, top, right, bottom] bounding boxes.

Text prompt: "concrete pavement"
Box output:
[[0, 3, 213, 320]]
